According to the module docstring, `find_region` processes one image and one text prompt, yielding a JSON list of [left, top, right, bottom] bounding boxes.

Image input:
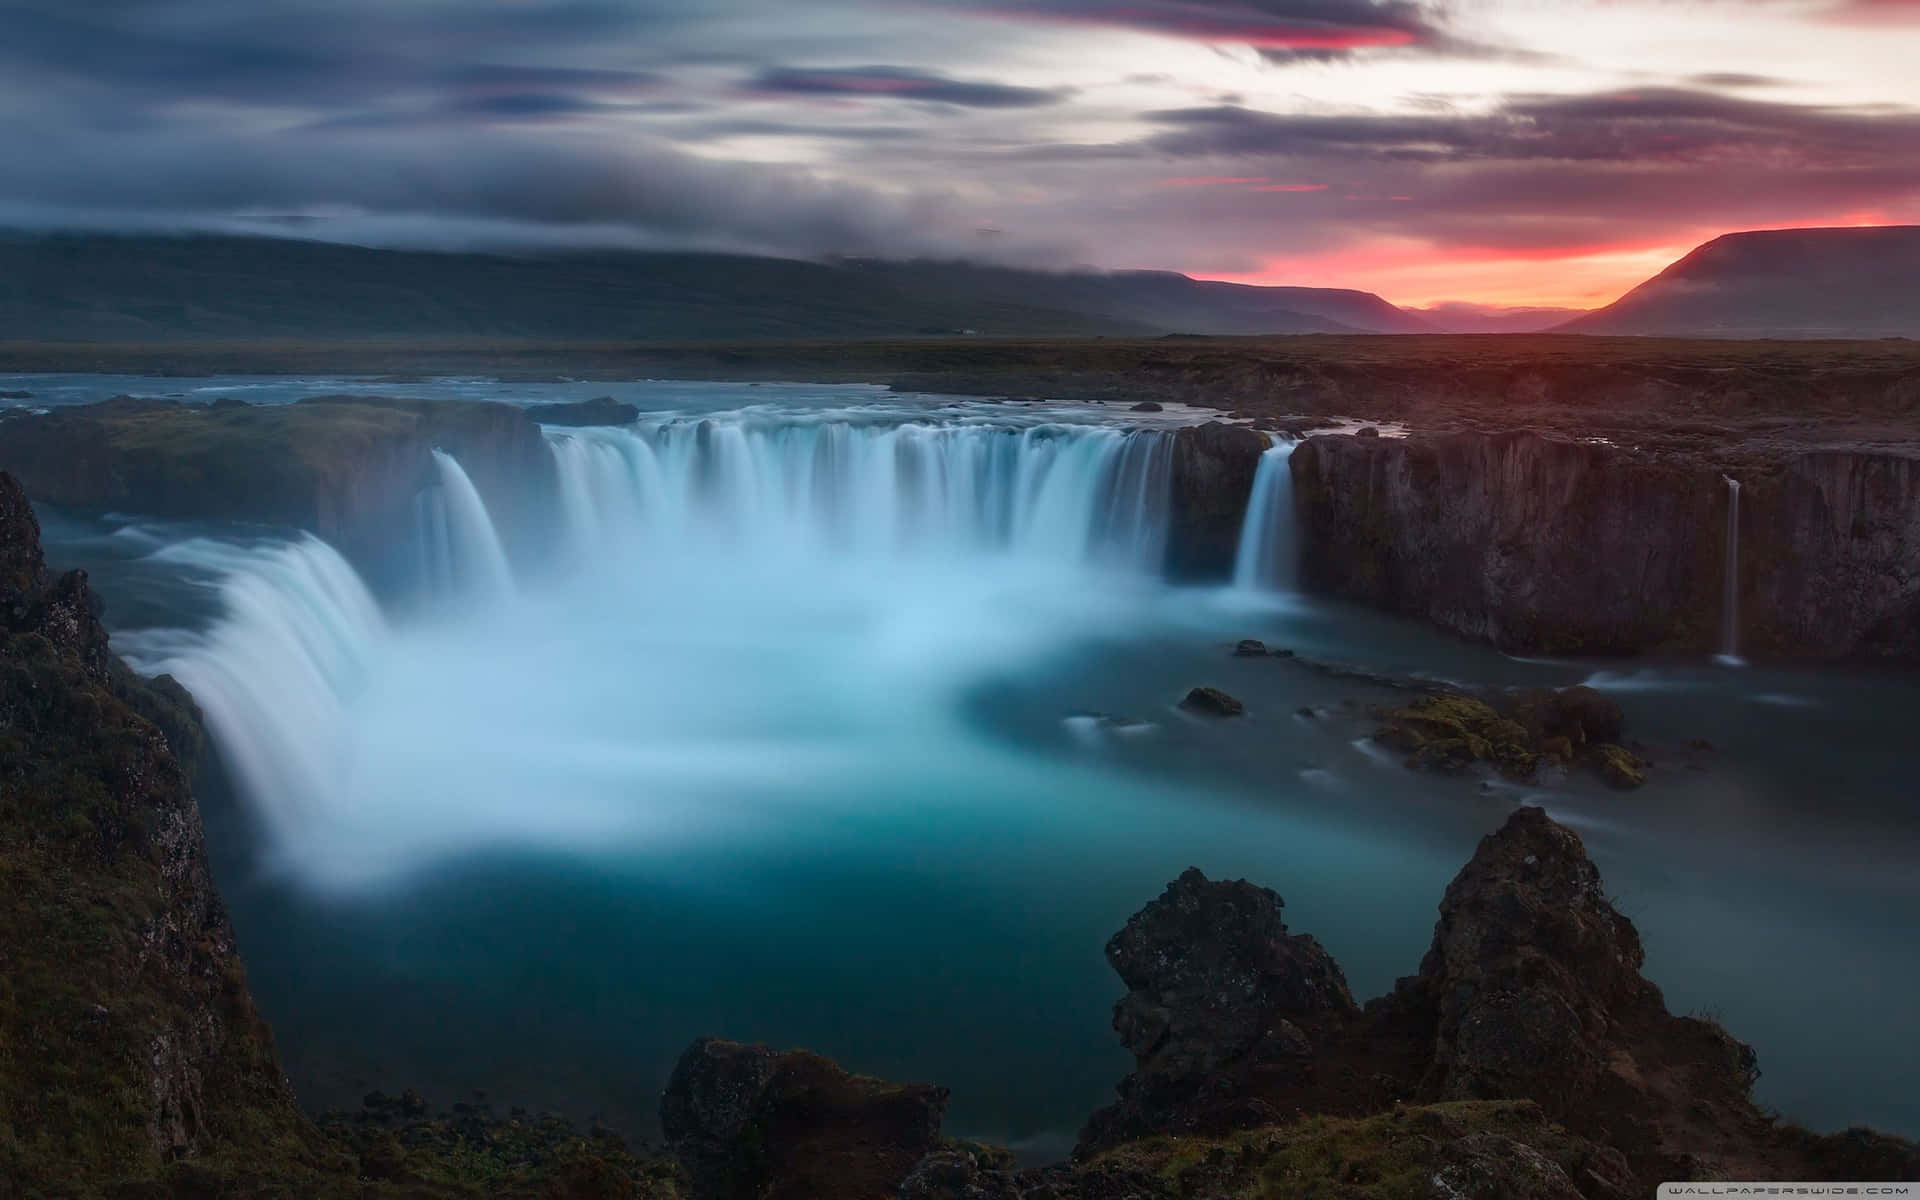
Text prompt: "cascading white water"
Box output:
[[143, 417, 1181, 885], [120, 536, 390, 853], [1231, 438, 1300, 592], [542, 418, 1174, 571], [429, 449, 516, 603], [1718, 475, 1743, 665]]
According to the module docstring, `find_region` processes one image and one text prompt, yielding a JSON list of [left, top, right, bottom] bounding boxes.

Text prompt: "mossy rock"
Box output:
[[1588, 743, 1647, 789]]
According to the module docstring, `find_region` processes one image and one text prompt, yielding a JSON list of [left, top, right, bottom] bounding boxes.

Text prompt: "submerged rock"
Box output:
[[1231, 638, 1267, 656], [662, 1037, 948, 1200], [1129, 401, 1163, 413], [1177, 686, 1244, 717]]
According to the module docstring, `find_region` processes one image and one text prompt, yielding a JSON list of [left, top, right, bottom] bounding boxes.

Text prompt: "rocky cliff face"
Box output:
[[0, 396, 556, 589], [0, 470, 314, 1191], [1291, 431, 1920, 659], [1163, 422, 1267, 579]]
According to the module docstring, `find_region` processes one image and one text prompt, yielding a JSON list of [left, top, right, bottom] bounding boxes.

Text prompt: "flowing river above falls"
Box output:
[[15, 376, 1920, 1154]]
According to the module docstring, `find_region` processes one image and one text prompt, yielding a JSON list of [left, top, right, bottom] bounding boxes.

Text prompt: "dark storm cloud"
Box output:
[[1144, 89, 1920, 166], [962, 0, 1513, 59], [746, 66, 1069, 108], [0, 118, 1079, 262]]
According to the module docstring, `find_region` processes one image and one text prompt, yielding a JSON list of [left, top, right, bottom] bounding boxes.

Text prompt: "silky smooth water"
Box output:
[[26, 376, 1920, 1150]]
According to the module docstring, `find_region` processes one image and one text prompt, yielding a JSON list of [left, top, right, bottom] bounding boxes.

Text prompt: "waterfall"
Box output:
[[1718, 475, 1743, 665], [120, 536, 390, 854], [136, 417, 1182, 885], [1232, 438, 1300, 592], [429, 449, 516, 603], [543, 419, 1174, 572]]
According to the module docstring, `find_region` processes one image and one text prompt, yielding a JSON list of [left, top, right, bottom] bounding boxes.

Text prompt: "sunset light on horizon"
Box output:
[[3, 0, 1919, 312]]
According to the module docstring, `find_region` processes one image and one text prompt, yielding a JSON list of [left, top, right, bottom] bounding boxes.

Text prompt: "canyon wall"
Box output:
[[0, 395, 556, 588], [1291, 431, 1920, 660]]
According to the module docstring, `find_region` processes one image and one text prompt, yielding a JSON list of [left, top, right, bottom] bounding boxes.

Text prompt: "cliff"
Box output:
[[1164, 422, 1268, 579], [1, 471, 315, 1192], [0, 396, 555, 586], [1291, 431, 1920, 659]]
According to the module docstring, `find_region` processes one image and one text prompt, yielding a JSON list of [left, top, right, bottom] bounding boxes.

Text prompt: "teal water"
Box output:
[[23, 375, 1920, 1153]]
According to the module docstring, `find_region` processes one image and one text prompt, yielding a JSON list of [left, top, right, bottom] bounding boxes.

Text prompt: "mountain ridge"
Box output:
[[1561, 225, 1920, 338], [0, 231, 1427, 342]]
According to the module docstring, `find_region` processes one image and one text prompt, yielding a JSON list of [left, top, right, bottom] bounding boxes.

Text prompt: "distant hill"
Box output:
[[1561, 226, 1920, 338], [841, 260, 1437, 335], [0, 232, 1427, 342], [1410, 302, 1587, 334]]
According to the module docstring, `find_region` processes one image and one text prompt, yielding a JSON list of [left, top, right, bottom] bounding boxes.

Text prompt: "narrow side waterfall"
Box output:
[[542, 419, 1174, 571], [1718, 474, 1743, 665], [429, 449, 516, 602], [1232, 438, 1300, 592]]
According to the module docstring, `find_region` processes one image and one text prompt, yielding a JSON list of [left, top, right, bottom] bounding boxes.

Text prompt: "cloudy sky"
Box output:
[[4, 0, 1919, 307]]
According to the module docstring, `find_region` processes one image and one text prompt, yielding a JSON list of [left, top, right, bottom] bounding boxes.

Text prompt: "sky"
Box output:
[[3, 0, 1919, 309]]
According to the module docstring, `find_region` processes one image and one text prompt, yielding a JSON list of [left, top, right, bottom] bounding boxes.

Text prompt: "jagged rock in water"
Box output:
[[1079, 804, 1918, 1192], [526, 395, 641, 426], [1079, 867, 1355, 1149], [1128, 402, 1163, 413], [1231, 639, 1266, 657], [662, 1037, 948, 1200], [1177, 686, 1244, 717]]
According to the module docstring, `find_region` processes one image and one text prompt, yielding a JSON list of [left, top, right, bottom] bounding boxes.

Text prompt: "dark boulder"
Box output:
[[527, 395, 642, 426], [1408, 807, 1666, 1108], [1128, 401, 1163, 413], [1231, 639, 1266, 657], [662, 1038, 948, 1200], [1079, 868, 1355, 1149], [1177, 686, 1244, 717]]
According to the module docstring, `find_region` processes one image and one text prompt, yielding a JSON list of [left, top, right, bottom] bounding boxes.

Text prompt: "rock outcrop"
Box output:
[[1077, 806, 1920, 1193], [1291, 430, 1920, 660], [1080, 869, 1356, 1150], [0, 395, 556, 589], [1373, 686, 1645, 788], [1163, 422, 1265, 579], [1, 470, 314, 1191], [661, 1038, 948, 1200]]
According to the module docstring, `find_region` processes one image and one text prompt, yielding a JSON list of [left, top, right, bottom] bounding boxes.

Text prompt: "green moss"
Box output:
[[1587, 744, 1646, 789]]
